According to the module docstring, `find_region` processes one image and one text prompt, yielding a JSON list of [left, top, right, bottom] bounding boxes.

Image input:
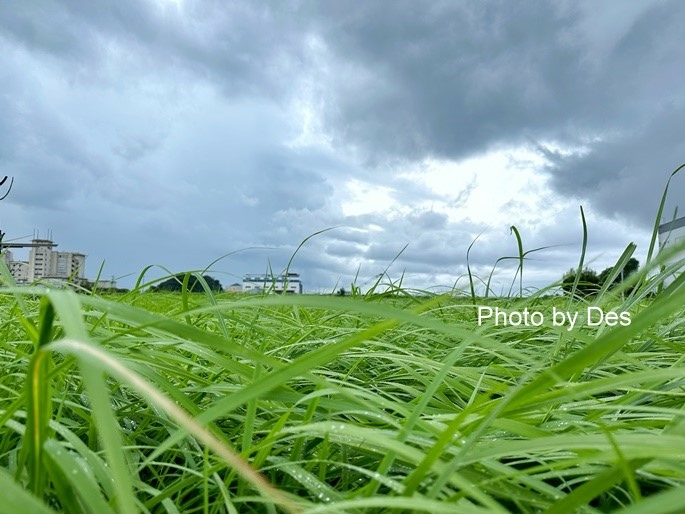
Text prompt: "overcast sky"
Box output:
[[1, 0, 684, 293]]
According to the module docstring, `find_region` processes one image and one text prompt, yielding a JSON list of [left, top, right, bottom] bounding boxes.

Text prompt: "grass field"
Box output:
[[0, 249, 684, 514], [3, 168, 685, 513]]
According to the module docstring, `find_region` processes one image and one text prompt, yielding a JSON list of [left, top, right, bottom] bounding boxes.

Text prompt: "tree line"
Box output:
[[152, 274, 223, 292], [561, 257, 639, 296]]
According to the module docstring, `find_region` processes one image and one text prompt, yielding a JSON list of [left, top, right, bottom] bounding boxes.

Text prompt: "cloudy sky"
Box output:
[[1, 0, 684, 293]]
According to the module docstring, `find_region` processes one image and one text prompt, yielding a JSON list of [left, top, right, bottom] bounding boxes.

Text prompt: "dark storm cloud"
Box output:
[[0, 1, 307, 96], [299, 0, 685, 225], [4, 1, 682, 215], [306, 1, 591, 161], [543, 106, 685, 226]]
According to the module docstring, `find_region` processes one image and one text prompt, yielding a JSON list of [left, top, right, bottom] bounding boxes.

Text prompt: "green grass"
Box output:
[[2, 163, 685, 512], [0, 261, 684, 513]]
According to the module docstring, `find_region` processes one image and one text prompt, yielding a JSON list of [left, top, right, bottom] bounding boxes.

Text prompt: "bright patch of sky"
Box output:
[[402, 148, 570, 228], [341, 144, 588, 229], [340, 179, 398, 217]]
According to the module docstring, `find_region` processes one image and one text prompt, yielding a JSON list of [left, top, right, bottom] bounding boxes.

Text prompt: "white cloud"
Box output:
[[399, 146, 578, 229], [340, 179, 398, 217]]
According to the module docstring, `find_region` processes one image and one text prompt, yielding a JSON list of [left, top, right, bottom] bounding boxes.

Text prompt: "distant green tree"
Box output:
[[563, 258, 640, 296], [561, 267, 600, 296], [624, 257, 639, 276], [599, 258, 640, 288], [153, 274, 222, 292], [598, 266, 614, 286]]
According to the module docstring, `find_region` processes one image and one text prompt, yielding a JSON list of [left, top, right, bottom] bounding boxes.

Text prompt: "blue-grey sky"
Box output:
[[1, 0, 684, 293]]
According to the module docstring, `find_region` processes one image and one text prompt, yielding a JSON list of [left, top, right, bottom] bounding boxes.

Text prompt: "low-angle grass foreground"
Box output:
[[1, 207, 685, 513]]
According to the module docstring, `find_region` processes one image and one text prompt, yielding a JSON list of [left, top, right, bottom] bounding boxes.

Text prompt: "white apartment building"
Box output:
[[242, 272, 303, 294], [3, 239, 86, 284], [658, 216, 685, 286], [3, 250, 29, 284]]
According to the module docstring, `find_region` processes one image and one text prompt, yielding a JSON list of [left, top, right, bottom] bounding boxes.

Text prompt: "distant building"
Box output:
[[226, 282, 243, 293], [3, 250, 29, 284], [3, 238, 86, 285], [9, 260, 30, 284], [28, 239, 86, 282], [658, 216, 685, 286], [91, 279, 117, 289], [242, 272, 303, 294]]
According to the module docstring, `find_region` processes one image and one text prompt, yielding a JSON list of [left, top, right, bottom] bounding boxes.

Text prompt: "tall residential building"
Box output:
[[28, 239, 53, 281], [3, 239, 86, 284]]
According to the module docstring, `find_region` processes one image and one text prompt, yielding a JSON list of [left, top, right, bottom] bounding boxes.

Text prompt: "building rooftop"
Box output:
[[658, 216, 685, 234]]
